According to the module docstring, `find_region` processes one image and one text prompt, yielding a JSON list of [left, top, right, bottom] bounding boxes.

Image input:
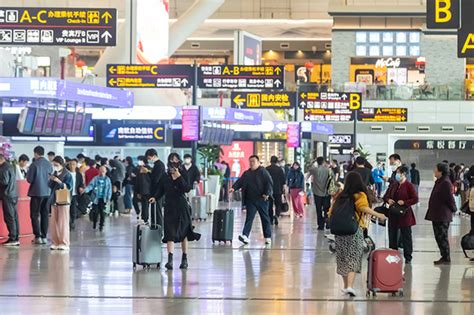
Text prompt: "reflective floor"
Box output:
[[0, 183, 473, 314]]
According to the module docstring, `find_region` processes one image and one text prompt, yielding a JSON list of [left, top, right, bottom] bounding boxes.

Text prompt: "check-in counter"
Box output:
[[0, 180, 33, 240]]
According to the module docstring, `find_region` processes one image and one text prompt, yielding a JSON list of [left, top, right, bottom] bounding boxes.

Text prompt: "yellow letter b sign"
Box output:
[[427, 0, 460, 29]]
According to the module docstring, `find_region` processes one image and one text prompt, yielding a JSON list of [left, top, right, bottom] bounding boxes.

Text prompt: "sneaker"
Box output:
[[58, 245, 70, 251], [33, 237, 43, 245], [42, 238, 48, 244], [341, 288, 348, 296], [238, 235, 249, 245], [433, 258, 451, 265], [50, 245, 59, 250], [346, 287, 356, 297], [265, 238, 272, 245], [3, 240, 20, 247]]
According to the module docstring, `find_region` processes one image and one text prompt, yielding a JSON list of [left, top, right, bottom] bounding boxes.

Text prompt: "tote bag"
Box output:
[[55, 188, 71, 205]]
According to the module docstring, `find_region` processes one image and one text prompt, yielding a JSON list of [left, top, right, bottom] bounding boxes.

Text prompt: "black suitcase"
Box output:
[[212, 209, 234, 244], [461, 233, 474, 258]]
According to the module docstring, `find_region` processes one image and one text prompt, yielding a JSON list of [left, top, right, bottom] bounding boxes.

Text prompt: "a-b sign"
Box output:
[[427, 0, 460, 29]]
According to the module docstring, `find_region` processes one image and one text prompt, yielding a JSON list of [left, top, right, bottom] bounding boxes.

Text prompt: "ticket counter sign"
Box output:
[[230, 91, 295, 109], [0, 7, 116, 46], [106, 64, 194, 88], [358, 107, 408, 122], [197, 65, 284, 89], [303, 108, 354, 122]]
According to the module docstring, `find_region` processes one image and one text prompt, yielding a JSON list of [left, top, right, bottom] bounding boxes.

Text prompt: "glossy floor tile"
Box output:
[[0, 183, 473, 314]]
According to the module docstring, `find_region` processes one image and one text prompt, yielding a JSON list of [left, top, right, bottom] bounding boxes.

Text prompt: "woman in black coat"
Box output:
[[150, 153, 200, 270], [425, 163, 457, 265]]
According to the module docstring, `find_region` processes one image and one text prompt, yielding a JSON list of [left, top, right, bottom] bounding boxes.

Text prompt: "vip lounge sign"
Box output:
[[426, 0, 474, 57]]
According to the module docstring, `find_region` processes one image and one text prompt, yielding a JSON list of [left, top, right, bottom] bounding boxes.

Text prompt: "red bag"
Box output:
[[367, 249, 404, 297]]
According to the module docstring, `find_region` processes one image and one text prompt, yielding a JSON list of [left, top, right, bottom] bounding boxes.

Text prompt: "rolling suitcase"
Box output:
[[132, 205, 162, 270], [191, 196, 208, 221], [212, 209, 234, 244], [206, 193, 217, 215], [367, 220, 404, 297], [461, 233, 474, 259]]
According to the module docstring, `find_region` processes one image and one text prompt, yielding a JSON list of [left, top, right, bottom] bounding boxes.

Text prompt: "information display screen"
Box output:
[[64, 112, 75, 134], [82, 113, 93, 136], [32, 109, 47, 134], [43, 110, 56, 134], [54, 111, 66, 134], [73, 113, 84, 135]]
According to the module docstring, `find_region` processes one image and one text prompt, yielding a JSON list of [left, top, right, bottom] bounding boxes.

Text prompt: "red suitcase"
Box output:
[[367, 248, 404, 297]]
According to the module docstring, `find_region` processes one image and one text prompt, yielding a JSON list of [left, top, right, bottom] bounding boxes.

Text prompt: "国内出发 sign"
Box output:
[[0, 7, 116, 46]]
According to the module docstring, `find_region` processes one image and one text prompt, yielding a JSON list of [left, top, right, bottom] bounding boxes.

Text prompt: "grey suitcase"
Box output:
[[191, 196, 208, 221], [132, 206, 162, 270]]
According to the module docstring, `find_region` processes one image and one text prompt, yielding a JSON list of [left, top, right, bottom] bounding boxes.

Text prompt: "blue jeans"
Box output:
[[375, 182, 383, 197], [243, 199, 272, 238], [124, 184, 133, 210]]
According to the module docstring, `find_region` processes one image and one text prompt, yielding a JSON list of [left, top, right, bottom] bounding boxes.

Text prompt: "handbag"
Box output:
[[326, 173, 337, 196], [55, 187, 71, 205], [389, 203, 408, 216]]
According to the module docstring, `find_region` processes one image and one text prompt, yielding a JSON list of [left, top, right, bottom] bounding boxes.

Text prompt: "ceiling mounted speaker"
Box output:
[[280, 43, 290, 49]]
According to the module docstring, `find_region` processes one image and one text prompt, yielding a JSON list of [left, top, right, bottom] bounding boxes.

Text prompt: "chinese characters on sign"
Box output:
[[197, 65, 284, 89], [0, 7, 116, 46], [329, 135, 353, 145], [102, 123, 165, 144], [106, 64, 194, 88], [182, 106, 200, 141], [299, 89, 361, 122], [394, 140, 473, 150], [230, 91, 296, 109], [357, 107, 408, 122]]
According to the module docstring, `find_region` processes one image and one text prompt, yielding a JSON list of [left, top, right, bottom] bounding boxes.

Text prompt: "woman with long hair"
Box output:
[[150, 153, 201, 270], [329, 172, 387, 297]]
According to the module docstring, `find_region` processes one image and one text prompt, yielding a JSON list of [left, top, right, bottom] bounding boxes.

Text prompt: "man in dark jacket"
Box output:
[[182, 154, 201, 192], [230, 155, 273, 245], [410, 163, 420, 194], [133, 157, 152, 222], [145, 148, 166, 226], [350, 156, 375, 187], [26, 146, 53, 245], [0, 155, 20, 246], [266, 156, 287, 226]]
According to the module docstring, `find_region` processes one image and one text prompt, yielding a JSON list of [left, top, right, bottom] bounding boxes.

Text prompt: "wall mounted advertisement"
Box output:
[[234, 31, 262, 65], [181, 106, 200, 141], [221, 141, 254, 178]]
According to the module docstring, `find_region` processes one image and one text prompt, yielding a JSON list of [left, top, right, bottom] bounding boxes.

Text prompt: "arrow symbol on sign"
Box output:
[[300, 93, 307, 99], [341, 94, 348, 100], [275, 79, 282, 88], [276, 122, 287, 131], [108, 66, 116, 74], [275, 67, 282, 75], [181, 79, 189, 87], [304, 115, 310, 121], [108, 78, 116, 86], [101, 31, 112, 44], [299, 101, 306, 108], [102, 11, 113, 23], [233, 94, 246, 106], [402, 109, 407, 114]]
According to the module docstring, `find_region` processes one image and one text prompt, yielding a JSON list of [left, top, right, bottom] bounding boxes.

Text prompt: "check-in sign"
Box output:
[[230, 91, 295, 109], [106, 64, 194, 88], [197, 65, 284, 89], [426, 0, 460, 29], [0, 7, 116, 46]]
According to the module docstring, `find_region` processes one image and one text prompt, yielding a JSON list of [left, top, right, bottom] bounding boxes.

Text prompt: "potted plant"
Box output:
[[198, 145, 223, 206]]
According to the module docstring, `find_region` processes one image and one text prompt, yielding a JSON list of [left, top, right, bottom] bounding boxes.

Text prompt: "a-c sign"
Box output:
[[427, 0, 460, 29]]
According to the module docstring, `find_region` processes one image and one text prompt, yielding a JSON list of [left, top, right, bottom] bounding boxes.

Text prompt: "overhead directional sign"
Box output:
[[298, 91, 361, 110], [230, 91, 296, 109], [426, 0, 460, 29], [106, 64, 194, 88], [303, 109, 354, 122], [358, 107, 408, 122], [0, 7, 116, 46], [197, 65, 284, 89]]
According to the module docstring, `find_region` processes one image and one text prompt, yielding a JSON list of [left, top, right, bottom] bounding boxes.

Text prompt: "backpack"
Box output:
[[329, 196, 360, 236], [326, 172, 338, 196]]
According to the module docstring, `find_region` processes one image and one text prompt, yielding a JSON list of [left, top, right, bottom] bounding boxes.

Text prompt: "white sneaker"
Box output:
[[345, 287, 356, 297], [265, 238, 272, 245], [57, 245, 70, 251], [50, 245, 59, 250], [238, 235, 249, 245]]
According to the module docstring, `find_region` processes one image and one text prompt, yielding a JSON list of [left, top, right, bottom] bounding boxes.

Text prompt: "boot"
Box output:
[[179, 253, 188, 269], [165, 253, 173, 270], [274, 216, 279, 226]]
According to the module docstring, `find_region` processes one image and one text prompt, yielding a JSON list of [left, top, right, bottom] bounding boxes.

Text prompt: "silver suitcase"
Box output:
[[132, 206, 162, 270], [191, 196, 208, 221]]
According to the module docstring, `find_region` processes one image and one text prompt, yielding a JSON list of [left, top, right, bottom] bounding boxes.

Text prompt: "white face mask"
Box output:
[[390, 162, 400, 172], [184, 158, 192, 165], [138, 161, 144, 166], [54, 166, 61, 173]]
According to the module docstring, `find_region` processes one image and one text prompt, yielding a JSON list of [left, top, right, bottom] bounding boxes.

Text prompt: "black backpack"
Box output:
[[329, 196, 360, 236]]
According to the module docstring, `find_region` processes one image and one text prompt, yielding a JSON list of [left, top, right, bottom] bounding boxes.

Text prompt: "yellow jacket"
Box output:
[[329, 192, 369, 229]]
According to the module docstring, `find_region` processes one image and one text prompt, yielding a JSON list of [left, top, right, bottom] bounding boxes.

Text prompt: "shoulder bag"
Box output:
[[55, 187, 71, 205]]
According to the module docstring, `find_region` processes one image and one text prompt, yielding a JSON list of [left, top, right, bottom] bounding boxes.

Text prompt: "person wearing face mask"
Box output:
[[372, 163, 385, 198], [181, 154, 201, 196], [145, 149, 166, 226], [85, 166, 113, 231], [425, 163, 457, 265], [346, 150, 361, 172], [383, 166, 418, 264], [149, 153, 201, 270], [48, 156, 73, 251]]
